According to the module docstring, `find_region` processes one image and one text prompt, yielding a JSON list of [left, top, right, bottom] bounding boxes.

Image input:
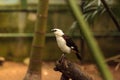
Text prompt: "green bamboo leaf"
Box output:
[[84, 13, 93, 22], [84, 1, 96, 10], [92, 10, 99, 17], [100, 8, 106, 14], [68, 21, 78, 36], [97, 0, 102, 6]]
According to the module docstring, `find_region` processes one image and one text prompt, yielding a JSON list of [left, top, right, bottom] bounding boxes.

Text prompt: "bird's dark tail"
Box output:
[[75, 52, 82, 60]]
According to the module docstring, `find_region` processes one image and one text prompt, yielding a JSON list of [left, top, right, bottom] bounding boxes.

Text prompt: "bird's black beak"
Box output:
[[51, 29, 56, 32]]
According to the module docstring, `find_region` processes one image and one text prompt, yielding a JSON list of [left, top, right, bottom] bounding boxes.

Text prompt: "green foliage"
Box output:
[[82, 0, 104, 23], [82, 0, 118, 23]]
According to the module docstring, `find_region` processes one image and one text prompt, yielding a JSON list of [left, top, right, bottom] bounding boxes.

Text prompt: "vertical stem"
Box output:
[[24, 0, 49, 80], [66, 0, 113, 80]]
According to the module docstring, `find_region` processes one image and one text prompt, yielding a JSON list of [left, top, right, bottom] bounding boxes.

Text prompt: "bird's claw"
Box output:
[[58, 54, 69, 68], [59, 54, 65, 63]]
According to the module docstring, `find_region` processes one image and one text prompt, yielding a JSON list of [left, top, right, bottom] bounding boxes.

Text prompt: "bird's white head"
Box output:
[[51, 28, 64, 37]]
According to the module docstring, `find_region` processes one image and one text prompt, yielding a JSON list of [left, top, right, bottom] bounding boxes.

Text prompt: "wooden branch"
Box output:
[[105, 55, 120, 62], [54, 54, 93, 80], [105, 55, 120, 71], [115, 63, 120, 71]]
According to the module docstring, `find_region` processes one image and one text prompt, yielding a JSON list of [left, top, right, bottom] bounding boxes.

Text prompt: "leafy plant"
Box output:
[[82, 0, 104, 23], [82, 0, 117, 23]]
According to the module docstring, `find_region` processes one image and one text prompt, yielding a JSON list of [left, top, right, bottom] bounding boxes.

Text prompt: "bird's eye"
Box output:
[[54, 30, 57, 32]]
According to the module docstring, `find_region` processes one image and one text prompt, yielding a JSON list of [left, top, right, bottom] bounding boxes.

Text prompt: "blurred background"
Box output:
[[0, 0, 120, 62], [0, 0, 120, 80]]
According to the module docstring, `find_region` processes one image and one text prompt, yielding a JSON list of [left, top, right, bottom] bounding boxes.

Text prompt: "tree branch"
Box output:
[[54, 54, 93, 80]]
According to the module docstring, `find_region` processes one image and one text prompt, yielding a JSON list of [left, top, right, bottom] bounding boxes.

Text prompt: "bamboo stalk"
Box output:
[[66, 0, 113, 80], [24, 0, 49, 80]]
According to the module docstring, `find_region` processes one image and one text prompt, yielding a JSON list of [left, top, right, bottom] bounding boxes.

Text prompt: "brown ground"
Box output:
[[0, 61, 120, 80]]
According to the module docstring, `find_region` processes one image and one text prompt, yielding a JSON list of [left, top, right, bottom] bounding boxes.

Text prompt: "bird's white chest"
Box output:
[[56, 37, 71, 53]]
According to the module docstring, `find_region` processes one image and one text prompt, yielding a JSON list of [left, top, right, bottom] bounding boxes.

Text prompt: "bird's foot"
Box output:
[[58, 54, 69, 68], [58, 54, 65, 62]]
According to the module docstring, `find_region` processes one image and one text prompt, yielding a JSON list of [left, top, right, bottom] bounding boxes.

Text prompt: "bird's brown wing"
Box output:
[[62, 35, 82, 60], [62, 35, 79, 52]]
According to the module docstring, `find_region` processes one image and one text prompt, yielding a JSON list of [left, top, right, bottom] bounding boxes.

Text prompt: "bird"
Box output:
[[51, 28, 82, 60]]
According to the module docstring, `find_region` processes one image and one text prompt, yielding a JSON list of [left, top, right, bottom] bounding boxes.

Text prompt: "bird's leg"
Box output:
[[61, 53, 65, 59], [59, 53, 69, 68], [59, 53, 66, 63]]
